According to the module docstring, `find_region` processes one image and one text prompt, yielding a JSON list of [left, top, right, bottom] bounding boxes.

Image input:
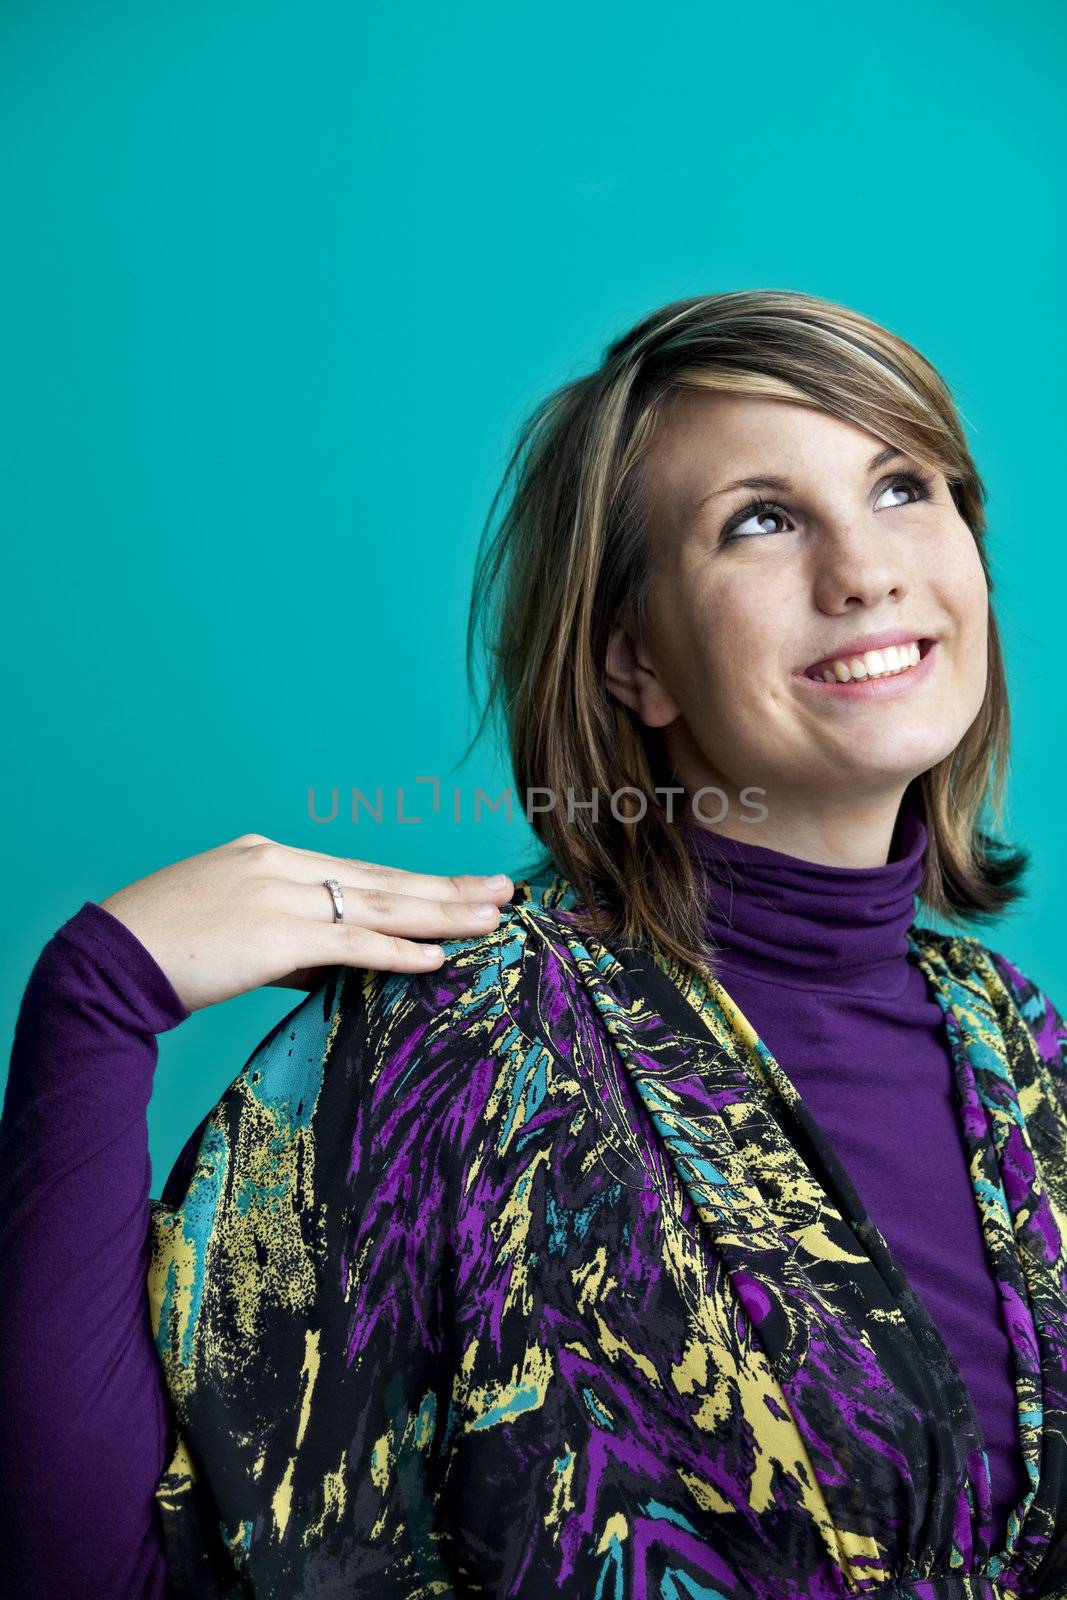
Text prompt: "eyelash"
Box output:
[[719, 468, 937, 545]]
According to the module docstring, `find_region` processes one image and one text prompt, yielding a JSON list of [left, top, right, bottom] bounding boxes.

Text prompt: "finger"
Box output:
[[289, 916, 450, 974], [280, 879, 506, 937], [319, 859, 514, 904], [249, 840, 513, 903]]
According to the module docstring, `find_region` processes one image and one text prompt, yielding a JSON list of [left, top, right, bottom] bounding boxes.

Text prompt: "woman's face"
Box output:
[[605, 391, 990, 831]]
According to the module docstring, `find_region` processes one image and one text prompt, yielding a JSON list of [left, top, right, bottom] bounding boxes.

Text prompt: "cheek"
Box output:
[[941, 536, 989, 651], [668, 585, 767, 714], [928, 530, 990, 702], [932, 523, 988, 608]]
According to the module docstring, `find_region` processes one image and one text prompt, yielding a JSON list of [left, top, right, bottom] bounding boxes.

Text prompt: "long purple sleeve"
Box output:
[[0, 900, 191, 1600]]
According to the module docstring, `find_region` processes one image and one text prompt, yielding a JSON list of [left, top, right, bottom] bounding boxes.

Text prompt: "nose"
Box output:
[[809, 518, 909, 614]]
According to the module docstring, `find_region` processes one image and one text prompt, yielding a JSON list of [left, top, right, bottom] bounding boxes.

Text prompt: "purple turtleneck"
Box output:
[[0, 807, 1028, 1593], [680, 796, 1029, 1547]]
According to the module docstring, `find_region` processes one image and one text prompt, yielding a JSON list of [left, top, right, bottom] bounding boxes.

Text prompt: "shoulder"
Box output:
[[333, 870, 592, 1056], [977, 940, 1067, 1072], [148, 873, 600, 1417], [157, 873, 593, 1190], [174, 873, 596, 1175], [911, 922, 1067, 1076]]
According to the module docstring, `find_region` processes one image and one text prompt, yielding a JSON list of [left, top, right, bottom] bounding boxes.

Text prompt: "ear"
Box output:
[[604, 618, 681, 729]]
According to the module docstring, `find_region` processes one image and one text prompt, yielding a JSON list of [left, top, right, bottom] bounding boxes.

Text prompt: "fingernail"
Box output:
[[471, 903, 498, 918], [482, 874, 508, 889], [421, 945, 444, 961]]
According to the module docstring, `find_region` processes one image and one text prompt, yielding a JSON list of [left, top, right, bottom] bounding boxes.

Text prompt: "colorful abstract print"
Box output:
[[147, 875, 1067, 1599]]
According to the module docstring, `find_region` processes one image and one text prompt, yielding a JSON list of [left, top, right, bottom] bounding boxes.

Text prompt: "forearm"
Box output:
[[0, 902, 189, 1599]]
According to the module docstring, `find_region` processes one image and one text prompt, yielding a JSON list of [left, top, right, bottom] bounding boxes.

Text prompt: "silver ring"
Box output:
[[323, 877, 344, 922]]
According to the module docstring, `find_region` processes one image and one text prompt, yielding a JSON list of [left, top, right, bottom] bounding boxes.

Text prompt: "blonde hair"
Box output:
[[463, 288, 1027, 973]]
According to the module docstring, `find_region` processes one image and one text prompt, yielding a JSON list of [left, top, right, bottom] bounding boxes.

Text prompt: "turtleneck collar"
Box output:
[[678, 794, 928, 998]]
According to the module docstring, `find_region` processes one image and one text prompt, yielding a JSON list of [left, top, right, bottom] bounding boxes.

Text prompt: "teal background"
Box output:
[[2, 1, 1063, 1186]]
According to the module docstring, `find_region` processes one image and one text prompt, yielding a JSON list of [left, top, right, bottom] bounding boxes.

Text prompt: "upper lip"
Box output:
[[796, 629, 935, 676]]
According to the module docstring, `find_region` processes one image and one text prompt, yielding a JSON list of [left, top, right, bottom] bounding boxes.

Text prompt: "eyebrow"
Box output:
[[688, 445, 906, 520]]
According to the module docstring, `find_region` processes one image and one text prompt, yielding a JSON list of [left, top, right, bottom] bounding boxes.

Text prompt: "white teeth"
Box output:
[[808, 640, 923, 683]]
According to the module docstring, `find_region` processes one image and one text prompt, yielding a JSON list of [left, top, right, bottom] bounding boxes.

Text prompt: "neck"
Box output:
[[680, 791, 928, 997], [681, 779, 914, 868]]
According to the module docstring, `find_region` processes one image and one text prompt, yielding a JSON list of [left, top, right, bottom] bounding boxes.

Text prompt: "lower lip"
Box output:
[[792, 641, 937, 701]]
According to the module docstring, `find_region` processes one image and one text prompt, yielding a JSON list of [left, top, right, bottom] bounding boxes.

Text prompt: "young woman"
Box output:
[[4, 288, 1066, 1600]]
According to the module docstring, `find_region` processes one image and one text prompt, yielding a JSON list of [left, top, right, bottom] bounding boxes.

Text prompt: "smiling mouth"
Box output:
[[802, 638, 935, 684]]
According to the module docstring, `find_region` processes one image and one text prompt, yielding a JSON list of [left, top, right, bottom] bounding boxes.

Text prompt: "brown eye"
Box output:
[[875, 470, 936, 510], [720, 499, 792, 545]]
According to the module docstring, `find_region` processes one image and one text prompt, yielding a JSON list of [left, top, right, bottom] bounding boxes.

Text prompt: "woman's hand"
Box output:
[[98, 833, 514, 1013]]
